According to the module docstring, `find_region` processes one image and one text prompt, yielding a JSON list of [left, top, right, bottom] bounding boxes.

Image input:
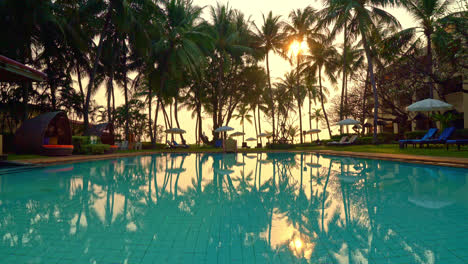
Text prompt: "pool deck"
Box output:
[[12, 149, 468, 168]]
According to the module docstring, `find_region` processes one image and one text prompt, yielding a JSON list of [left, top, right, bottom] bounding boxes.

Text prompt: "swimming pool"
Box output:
[[1, 153, 467, 264]]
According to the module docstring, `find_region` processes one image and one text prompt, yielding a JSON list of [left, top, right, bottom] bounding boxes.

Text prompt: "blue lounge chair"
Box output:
[[214, 139, 223, 148], [172, 140, 189, 148], [445, 139, 468, 150], [419, 127, 456, 148], [399, 128, 438, 148]]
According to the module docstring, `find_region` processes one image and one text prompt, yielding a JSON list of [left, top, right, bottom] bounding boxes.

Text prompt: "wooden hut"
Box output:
[[87, 123, 118, 152], [87, 123, 115, 145], [15, 111, 73, 156]]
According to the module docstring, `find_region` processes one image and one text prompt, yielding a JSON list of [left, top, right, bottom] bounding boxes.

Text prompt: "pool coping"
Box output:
[[10, 149, 468, 168]]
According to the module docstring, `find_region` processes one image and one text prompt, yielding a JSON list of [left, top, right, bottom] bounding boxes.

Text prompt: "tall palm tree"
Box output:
[[254, 11, 286, 141], [305, 74, 320, 142], [150, 0, 212, 143], [205, 3, 252, 140], [400, 0, 455, 98], [304, 37, 338, 138], [337, 43, 364, 121], [233, 104, 253, 143], [284, 6, 317, 144], [321, 0, 400, 143]]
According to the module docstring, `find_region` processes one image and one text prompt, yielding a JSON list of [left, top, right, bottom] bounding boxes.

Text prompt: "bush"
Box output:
[[404, 130, 427, 140], [453, 129, 468, 139], [2, 133, 15, 153], [81, 144, 110, 155], [72, 136, 90, 154], [141, 142, 166, 149], [268, 143, 295, 149]]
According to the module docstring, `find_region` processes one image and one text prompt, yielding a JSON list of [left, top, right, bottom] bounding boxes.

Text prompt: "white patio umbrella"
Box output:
[[246, 137, 257, 141], [214, 126, 234, 132], [305, 129, 321, 134], [406, 99, 453, 112], [165, 128, 186, 134], [258, 132, 271, 138], [337, 118, 360, 126], [229, 131, 245, 137], [214, 126, 234, 141]]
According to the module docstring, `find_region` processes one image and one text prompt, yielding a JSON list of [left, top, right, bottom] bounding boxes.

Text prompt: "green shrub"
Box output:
[[142, 142, 166, 150], [404, 130, 427, 140], [72, 136, 90, 154], [453, 129, 468, 139], [268, 143, 295, 149], [81, 144, 110, 155]]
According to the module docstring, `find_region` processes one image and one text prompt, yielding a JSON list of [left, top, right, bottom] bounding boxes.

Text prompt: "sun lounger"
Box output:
[[399, 128, 438, 148], [340, 135, 358, 145], [445, 139, 468, 150], [172, 140, 189, 148], [419, 127, 455, 148], [327, 136, 348, 145], [329, 135, 358, 146]]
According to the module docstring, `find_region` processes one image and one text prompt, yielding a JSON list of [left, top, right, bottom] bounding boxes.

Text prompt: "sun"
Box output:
[[289, 40, 308, 57]]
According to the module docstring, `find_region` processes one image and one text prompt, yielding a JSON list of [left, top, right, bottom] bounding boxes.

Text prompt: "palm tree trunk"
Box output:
[[361, 69, 370, 135], [173, 97, 185, 142], [122, 40, 130, 141], [296, 55, 303, 144], [309, 90, 312, 142], [253, 107, 258, 142], [84, 6, 112, 134], [319, 66, 332, 138], [362, 34, 379, 144], [340, 25, 347, 133], [154, 100, 160, 144], [266, 51, 275, 140], [298, 101, 303, 144], [257, 105, 262, 145], [426, 33, 434, 99], [197, 102, 202, 144], [148, 86, 154, 145]]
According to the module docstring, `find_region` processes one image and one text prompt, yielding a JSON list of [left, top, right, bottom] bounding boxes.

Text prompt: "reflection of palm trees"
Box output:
[[3, 153, 467, 264]]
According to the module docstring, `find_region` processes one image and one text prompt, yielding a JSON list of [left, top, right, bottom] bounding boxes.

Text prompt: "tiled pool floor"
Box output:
[[1, 153, 468, 263]]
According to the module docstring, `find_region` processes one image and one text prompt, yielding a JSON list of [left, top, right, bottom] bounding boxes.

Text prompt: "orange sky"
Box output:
[[93, 1, 418, 143]]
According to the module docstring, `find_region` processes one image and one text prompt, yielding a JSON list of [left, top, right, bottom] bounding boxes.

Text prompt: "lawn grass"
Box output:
[[296, 144, 468, 158], [5, 144, 468, 161], [7, 154, 48, 161]]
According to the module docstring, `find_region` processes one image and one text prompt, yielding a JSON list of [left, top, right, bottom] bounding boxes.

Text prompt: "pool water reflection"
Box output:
[[1, 153, 468, 264]]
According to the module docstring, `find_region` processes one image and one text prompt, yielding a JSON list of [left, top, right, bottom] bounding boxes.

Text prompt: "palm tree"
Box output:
[[254, 11, 286, 141], [305, 74, 320, 142], [284, 6, 317, 144], [233, 104, 253, 143], [150, 0, 212, 143], [320, 0, 400, 143], [304, 37, 338, 138], [205, 3, 252, 140], [400, 0, 455, 99]]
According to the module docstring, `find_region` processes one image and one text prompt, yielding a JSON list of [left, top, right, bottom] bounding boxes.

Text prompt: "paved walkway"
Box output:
[[13, 149, 468, 168]]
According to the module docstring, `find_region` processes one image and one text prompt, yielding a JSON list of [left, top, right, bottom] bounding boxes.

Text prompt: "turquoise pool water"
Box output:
[[1, 153, 468, 264]]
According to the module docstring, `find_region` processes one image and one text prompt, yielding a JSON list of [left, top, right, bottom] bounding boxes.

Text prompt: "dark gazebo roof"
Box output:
[[15, 111, 72, 154], [87, 123, 110, 137]]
